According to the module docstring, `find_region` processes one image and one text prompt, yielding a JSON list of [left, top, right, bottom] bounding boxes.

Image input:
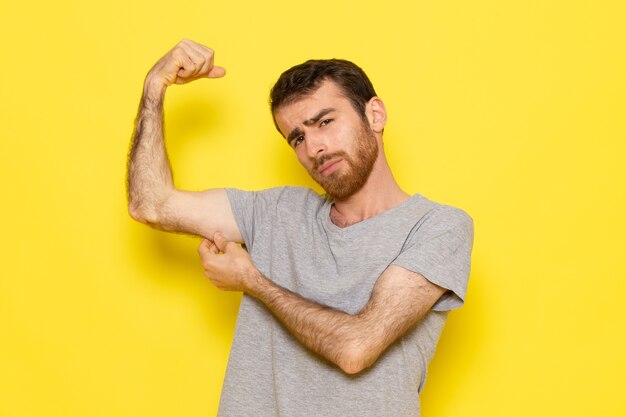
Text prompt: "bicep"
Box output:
[[159, 188, 243, 242]]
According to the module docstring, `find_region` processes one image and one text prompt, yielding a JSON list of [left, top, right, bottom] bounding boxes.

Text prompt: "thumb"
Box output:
[[207, 66, 226, 78], [213, 232, 229, 252]]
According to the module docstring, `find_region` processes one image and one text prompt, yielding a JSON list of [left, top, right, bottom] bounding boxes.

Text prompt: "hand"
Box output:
[[145, 39, 226, 93], [198, 233, 258, 292]]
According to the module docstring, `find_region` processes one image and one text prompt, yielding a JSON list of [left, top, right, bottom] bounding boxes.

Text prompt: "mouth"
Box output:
[[318, 159, 343, 176]]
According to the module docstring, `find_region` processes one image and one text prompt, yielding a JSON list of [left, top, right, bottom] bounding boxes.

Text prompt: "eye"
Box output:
[[293, 135, 305, 147], [320, 118, 332, 127]]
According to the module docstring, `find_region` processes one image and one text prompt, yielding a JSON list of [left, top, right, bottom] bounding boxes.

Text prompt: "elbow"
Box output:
[[127, 189, 176, 228], [128, 203, 143, 222], [127, 187, 175, 225], [126, 182, 176, 226], [336, 343, 377, 375], [338, 361, 366, 375], [128, 201, 159, 225]]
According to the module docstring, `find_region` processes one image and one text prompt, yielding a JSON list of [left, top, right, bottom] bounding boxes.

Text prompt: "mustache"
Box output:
[[313, 152, 348, 171]]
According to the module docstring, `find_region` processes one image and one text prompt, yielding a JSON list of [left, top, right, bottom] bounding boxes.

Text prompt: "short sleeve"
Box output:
[[392, 206, 474, 311], [225, 187, 285, 251]]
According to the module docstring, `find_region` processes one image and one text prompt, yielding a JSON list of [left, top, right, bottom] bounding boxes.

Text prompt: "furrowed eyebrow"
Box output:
[[303, 108, 335, 127], [287, 108, 336, 143], [287, 127, 303, 143]]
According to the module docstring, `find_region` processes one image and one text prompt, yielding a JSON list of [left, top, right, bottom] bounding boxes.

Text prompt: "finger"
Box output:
[[188, 42, 214, 70], [174, 41, 225, 79], [185, 42, 214, 77], [198, 239, 216, 257], [173, 50, 197, 79], [182, 39, 209, 56], [197, 56, 212, 76], [183, 47, 206, 77], [177, 55, 202, 79], [190, 43, 214, 74], [210, 241, 219, 253], [198, 48, 219, 78], [213, 232, 229, 252]]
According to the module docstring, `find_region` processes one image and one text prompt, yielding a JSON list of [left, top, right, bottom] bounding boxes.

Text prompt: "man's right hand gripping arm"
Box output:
[[127, 39, 242, 242]]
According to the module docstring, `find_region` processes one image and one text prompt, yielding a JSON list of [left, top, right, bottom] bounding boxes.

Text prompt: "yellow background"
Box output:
[[1, 0, 625, 416]]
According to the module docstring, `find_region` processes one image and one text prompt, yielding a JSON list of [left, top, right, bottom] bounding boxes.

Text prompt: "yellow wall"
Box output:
[[1, 1, 625, 416]]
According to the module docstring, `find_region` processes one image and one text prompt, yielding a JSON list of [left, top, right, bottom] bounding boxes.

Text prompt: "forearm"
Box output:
[[201, 237, 441, 375], [246, 272, 374, 374], [127, 80, 174, 223]]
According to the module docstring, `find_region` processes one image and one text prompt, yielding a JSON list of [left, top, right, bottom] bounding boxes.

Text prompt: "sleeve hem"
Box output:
[[390, 261, 466, 311]]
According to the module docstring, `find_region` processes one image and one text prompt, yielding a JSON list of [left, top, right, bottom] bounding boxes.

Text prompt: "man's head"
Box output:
[[270, 60, 387, 201], [270, 59, 378, 130]]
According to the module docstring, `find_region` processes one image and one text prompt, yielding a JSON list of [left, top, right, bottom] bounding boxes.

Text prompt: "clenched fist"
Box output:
[[144, 39, 226, 94]]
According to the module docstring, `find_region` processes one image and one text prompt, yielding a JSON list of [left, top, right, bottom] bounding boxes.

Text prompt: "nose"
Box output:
[[305, 132, 327, 159]]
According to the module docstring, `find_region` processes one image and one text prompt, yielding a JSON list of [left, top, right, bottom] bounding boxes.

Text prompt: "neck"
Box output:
[[330, 150, 409, 228]]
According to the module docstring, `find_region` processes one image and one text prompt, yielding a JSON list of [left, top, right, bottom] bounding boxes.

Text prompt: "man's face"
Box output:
[[274, 80, 379, 200]]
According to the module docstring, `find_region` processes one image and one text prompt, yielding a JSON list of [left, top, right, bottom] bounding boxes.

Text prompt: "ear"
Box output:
[[366, 96, 387, 133]]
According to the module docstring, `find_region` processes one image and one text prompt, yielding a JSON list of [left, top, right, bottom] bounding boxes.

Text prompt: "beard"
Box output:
[[310, 122, 379, 200]]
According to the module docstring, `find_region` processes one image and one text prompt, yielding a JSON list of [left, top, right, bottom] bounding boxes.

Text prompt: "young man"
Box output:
[[128, 39, 473, 417]]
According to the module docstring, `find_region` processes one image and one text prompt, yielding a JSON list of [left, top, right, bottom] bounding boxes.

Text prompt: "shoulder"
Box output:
[[225, 186, 326, 211], [259, 186, 326, 208], [273, 187, 328, 217], [408, 194, 473, 234], [275, 186, 325, 201]]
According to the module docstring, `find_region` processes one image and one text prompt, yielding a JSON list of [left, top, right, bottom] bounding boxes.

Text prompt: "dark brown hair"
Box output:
[[270, 59, 377, 133]]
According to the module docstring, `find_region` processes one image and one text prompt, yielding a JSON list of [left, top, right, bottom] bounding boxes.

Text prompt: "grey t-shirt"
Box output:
[[219, 187, 473, 417]]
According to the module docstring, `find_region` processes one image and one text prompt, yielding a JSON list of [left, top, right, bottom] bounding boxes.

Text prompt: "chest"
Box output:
[[249, 211, 416, 314]]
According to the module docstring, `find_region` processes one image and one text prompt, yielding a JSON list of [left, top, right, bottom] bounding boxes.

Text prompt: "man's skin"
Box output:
[[128, 39, 447, 374]]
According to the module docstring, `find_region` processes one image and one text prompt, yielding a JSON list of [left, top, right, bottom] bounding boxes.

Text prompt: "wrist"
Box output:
[[143, 74, 167, 102], [245, 270, 271, 299]]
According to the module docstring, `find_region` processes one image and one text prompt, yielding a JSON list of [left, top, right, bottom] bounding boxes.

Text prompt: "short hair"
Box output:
[[270, 59, 377, 133]]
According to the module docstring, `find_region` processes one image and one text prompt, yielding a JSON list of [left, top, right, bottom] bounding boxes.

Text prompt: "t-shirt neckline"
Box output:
[[320, 193, 424, 235]]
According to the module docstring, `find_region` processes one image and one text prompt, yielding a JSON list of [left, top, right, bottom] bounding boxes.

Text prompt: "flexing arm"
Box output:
[[126, 80, 171, 224], [199, 234, 446, 374], [127, 39, 241, 241]]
